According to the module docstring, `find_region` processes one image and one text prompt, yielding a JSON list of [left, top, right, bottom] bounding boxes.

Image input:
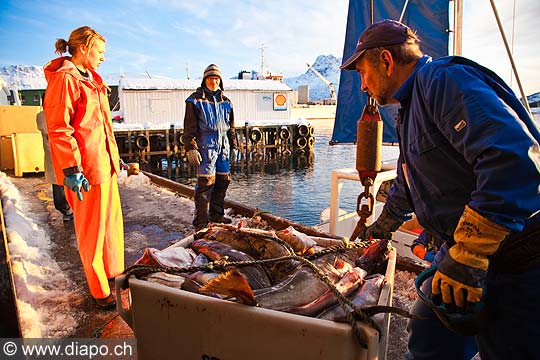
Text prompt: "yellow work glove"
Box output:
[[187, 149, 202, 166], [432, 205, 510, 309]]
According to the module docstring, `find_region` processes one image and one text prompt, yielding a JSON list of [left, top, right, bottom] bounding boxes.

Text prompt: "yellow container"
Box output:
[[0, 106, 41, 170], [11, 133, 45, 177], [0, 106, 40, 135], [0, 136, 14, 170]]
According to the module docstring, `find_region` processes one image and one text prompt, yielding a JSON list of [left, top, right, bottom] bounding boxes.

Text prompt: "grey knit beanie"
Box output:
[[203, 64, 222, 81]]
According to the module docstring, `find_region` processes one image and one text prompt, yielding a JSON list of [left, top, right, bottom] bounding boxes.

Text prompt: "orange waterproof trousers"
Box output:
[[65, 174, 124, 299]]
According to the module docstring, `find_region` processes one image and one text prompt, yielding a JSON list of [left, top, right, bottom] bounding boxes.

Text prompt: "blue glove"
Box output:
[[64, 173, 89, 201]]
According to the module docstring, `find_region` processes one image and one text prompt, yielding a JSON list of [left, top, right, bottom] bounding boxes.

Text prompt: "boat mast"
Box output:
[[489, 0, 532, 114], [260, 43, 267, 78], [370, 0, 374, 25], [453, 0, 463, 55], [399, 0, 410, 23]]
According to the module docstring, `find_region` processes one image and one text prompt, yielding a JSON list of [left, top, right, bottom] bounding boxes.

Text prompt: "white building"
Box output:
[[116, 78, 294, 129], [0, 75, 11, 105]]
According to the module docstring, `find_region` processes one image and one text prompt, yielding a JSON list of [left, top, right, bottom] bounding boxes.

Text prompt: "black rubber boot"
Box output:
[[193, 175, 215, 228], [95, 294, 116, 310], [209, 173, 231, 222], [53, 184, 72, 218]]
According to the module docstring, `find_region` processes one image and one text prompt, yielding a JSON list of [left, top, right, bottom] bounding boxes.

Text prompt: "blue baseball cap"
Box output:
[[341, 19, 410, 70]]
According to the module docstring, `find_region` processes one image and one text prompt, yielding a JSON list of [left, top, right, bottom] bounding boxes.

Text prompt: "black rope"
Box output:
[[92, 313, 119, 338]]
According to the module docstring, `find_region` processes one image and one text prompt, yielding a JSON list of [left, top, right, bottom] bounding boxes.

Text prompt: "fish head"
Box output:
[[356, 239, 392, 275]]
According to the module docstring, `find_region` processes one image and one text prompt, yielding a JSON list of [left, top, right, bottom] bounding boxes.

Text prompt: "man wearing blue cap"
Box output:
[[342, 19, 540, 359]]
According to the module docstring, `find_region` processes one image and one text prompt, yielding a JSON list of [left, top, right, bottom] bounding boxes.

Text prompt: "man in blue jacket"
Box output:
[[341, 19, 540, 359], [183, 64, 238, 230]]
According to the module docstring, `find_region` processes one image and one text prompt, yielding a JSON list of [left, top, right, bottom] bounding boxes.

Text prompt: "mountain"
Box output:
[[1, 65, 47, 90], [0, 65, 163, 89], [284, 54, 341, 101], [527, 92, 540, 104], [2, 62, 538, 106], [1, 59, 343, 102]]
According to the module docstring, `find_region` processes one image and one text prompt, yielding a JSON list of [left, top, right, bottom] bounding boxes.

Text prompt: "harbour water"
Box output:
[[159, 119, 399, 226]]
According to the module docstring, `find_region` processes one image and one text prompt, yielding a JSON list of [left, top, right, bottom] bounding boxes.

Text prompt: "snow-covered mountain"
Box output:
[[1, 59, 343, 102], [1, 65, 47, 90], [0, 65, 164, 89], [2, 61, 538, 106], [527, 92, 540, 104], [284, 54, 341, 101]]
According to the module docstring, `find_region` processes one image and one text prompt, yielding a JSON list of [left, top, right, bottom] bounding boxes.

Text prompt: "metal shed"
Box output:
[[118, 78, 293, 127]]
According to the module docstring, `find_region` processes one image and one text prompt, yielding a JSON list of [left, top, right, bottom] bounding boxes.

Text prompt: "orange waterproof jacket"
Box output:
[[43, 57, 120, 185]]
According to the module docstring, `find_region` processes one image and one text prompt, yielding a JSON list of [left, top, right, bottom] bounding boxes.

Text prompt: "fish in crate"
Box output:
[[128, 222, 399, 322]]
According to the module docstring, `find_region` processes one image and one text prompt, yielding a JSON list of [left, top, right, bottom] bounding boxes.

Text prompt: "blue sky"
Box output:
[[1, 0, 539, 95]]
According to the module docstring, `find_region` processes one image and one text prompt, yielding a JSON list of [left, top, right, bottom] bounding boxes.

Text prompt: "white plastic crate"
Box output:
[[117, 237, 396, 360]]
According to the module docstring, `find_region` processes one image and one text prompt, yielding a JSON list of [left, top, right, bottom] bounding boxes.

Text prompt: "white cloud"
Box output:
[[461, 0, 540, 95], [1, 0, 538, 93], [106, 48, 158, 73]]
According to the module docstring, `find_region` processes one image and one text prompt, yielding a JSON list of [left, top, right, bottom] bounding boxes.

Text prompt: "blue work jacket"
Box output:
[[386, 55, 540, 242], [183, 86, 236, 166]]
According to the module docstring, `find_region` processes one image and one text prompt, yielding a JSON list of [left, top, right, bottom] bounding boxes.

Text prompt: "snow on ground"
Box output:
[[0, 170, 196, 337], [0, 172, 78, 337], [1, 168, 418, 354], [117, 169, 152, 188]]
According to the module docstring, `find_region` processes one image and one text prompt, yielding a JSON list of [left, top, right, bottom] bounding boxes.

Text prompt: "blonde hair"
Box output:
[[54, 26, 106, 56]]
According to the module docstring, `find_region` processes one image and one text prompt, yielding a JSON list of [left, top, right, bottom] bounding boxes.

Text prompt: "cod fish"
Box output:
[[285, 267, 366, 317], [275, 226, 317, 255], [253, 266, 331, 310], [356, 239, 391, 275], [190, 239, 272, 289], [146, 272, 186, 289], [254, 251, 358, 310], [310, 253, 356, 283], [317, 273, 385, 322], [191, 253, 210, 267], [134, 246, 197, 268], [199, 253, 364, 312], [210, 227, 299, 283]]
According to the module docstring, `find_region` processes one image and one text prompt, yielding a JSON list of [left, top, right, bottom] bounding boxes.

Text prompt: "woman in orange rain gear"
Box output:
[[43, 26, 124, 310]]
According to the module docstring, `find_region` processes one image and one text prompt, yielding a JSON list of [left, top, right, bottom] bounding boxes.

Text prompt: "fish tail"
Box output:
[[199, 269, 257, 306]]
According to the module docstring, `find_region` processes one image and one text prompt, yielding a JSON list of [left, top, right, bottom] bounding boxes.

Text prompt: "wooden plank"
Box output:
[[0, 196, 22, 337]]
